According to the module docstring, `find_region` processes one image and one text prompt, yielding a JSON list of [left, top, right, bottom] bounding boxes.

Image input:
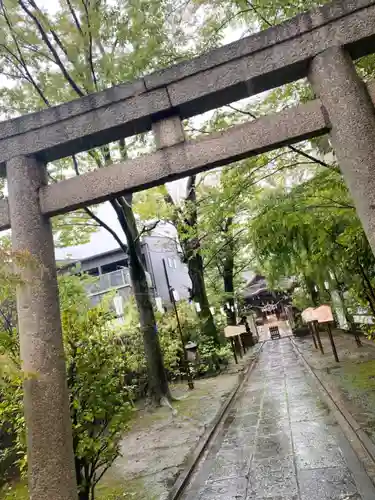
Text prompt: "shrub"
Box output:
[[0, 276, 134, 500]]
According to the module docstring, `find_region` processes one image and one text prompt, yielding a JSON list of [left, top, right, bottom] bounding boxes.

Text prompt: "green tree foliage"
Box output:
[[248, 167, 375, 320], [135, 180, 221, 344], [0, 275, 133, 500], [0, 0, 207, 404]]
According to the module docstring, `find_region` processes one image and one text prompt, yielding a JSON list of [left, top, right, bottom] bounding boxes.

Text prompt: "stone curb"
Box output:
[[168, 342, 265, 500], [291, 338, 375, 465]]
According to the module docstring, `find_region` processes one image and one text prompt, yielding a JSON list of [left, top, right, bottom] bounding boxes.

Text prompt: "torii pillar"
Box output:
[[6, 155, 77, 500], [309, 47, 375, 256]]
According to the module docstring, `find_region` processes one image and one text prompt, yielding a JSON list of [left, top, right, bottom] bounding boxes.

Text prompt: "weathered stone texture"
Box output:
[[6, 156, 77, 500], [0, 88, 171, 164], [0, 1, 374, 165], [309, 47, 375, 255], [145, 0, 375, 90], [40, 100, 328, 217], [152, 116, 185, 149], [166, 6, 375, 116]]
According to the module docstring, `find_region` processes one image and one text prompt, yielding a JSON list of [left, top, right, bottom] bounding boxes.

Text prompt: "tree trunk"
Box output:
[[356, 259, 375, 317], [110, 196, 170, 404], [185, 247, 220, 343], [78, 490, 89, 500], [304, 275, 319, 306], [176, 176, 219, 343], [222, 218, 236, 326], [357, 260, 375, 305]]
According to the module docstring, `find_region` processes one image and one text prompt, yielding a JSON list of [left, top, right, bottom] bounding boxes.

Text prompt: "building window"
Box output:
[[167, 257, 177, 269]]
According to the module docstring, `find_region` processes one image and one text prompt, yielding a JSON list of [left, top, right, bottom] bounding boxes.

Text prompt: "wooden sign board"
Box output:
[[224, 325, 245, 338], [314, 304, 334, 323], [301, 307, 315, 323], [302, 305, 334, 323]]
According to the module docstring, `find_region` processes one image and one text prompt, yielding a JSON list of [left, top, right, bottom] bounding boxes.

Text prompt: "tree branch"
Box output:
[[80, 0, 98, 90], [136, 220, 161, 242], [204, 228, 246, 269], [18, 0, 85, 97], [1, 4, 50, 106], [65, 0, 83, 36], [245, 0, 273, 27], [71, 155, 128, 253]]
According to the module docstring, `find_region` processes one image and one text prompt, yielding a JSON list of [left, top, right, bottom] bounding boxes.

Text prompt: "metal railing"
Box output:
[[85, 268, 131, 296]]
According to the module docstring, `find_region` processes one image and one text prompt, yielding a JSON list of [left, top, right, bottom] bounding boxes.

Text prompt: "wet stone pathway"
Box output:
[[181, 338, 375, 500]]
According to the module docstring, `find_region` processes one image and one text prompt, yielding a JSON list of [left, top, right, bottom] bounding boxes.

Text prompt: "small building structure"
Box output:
[[58, 234, 191, 311]]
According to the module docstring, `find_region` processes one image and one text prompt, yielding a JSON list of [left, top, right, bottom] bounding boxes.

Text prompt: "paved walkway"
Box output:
[[181, 338, 375, 499], [257, 320, 292, 342]]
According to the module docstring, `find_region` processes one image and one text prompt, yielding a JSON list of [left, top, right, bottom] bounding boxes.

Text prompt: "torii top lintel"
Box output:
[[0, 0, 373, 166]]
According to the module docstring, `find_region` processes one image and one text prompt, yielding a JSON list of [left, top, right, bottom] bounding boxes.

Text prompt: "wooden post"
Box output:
[[313, 321, 324, 355], [236, 336, 243, 358], [238, 334, 245, 356], [327, 322, 339, 363], [309, 322, 318, 349], [349, 321, 362, 347], [230, 338, 238, 364]]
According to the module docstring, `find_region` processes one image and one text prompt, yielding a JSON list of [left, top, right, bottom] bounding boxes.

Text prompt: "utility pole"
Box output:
[[162, 259, 194, 390]]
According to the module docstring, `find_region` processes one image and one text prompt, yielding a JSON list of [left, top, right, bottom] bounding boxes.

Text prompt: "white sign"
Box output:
[[301, 307, 315, 323], [353, 315, 373, 325], [172, 289, 180, 302], [261, 304, 277, 313], [224, 325, 245, 338], [194, 302, 201, 312], [302, 305, 334, 323], [113, 295, 124, 317], [210, 307, 215, 315], [155, 297, 164, 313]]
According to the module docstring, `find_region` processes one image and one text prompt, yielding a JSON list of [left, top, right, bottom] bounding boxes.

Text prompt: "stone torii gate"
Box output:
[[1, 0, 375, 498]]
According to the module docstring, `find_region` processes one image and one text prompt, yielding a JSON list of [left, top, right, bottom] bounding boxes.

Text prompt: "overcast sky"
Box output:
[[3, 1, 245, 260]]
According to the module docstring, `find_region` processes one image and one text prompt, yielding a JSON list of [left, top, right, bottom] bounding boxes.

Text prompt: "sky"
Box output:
[[53, 4, 245, 260], [1, 0, 247, 261]]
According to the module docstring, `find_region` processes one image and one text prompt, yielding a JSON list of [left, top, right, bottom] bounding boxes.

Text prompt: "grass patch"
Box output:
[[0, 479, 149, 500], [337, 360, 375, 394], [0, 481, 28, 500], [330, 360, 375, 440]]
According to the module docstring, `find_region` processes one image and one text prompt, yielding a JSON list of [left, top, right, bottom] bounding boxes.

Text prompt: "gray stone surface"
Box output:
[[0, 1, 373, 166], [0, 87, 171, 165], [6, 155, 77, 499], [0, 77, 372, 234], [152, 116, 185, 149], [146, 0, 375, 90], [181, 338, 375, 500], [167, 4, 375, 116], [39, 99, 327, 218], [310, 46, 375, 258], [298, 467, 358, 500], [0, 79, 146, 140]]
